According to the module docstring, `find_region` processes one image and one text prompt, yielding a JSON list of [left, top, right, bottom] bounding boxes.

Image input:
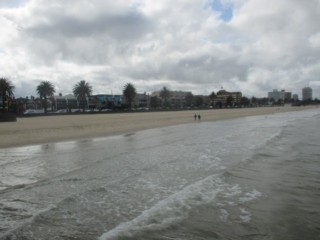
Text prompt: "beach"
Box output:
[[1, 107, 319, 239], [0, 106, 316, 148]]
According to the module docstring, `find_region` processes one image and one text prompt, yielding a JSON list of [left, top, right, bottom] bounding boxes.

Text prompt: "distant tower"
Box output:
[[302, 87, 312, 101]]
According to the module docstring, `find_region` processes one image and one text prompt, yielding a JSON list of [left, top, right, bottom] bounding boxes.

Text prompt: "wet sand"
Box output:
[[0, 106, 315, 148]]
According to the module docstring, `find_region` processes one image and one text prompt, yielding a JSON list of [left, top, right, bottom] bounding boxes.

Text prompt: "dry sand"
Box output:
[[0, 106, 315, 148]]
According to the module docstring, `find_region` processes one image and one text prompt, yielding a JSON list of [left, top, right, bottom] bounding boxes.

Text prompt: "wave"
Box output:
[[99, 174, 262, 240], [0, 204, 57, 240], [99, 175, 223, 239]]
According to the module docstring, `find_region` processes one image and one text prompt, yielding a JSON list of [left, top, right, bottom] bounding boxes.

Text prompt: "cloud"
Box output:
[[0, 0, 27, 8], [1, 0, 320, 98]]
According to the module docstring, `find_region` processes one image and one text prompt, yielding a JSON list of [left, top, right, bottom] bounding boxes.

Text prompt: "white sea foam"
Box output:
[[239, 189, 262, 203], [0, 205, 56, 240], [99, 175, 232, 240], [219, 209, 229, 222], [239, 208, 251, 223]]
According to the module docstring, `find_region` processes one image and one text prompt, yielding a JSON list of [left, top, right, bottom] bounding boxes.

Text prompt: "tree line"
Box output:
[[2, 77, 319, 115], [0, 78, 139, 114]]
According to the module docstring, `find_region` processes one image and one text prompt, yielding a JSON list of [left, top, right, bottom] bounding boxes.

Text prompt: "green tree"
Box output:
[[0, 78, 15, 113], [73, 80, 92, 112], [160, 86, 170, 107], [150, 96, 161, 109], [258, 97, 269, 106], [36, 81, 55, 114], [185, 93, 193, 107], [251, 96, 258, 106], [240, 96, 250, 107], [123, 83, 136, 109], [209, 91, 216, 100], [226, 95, 234, 107], [270, 98, 275, 105], [193, 95, 204, 107], [209, 91, 216, 107]]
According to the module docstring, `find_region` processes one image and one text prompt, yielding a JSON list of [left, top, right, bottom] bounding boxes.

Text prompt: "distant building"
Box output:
[[169, 91, 191, 108], [53, 94, 78, 110], [17, 96, 42, 110], [302, 87, 312, 101], [292, 94, 299, 101], [91, 94, 122, 109], [268, 89, 285, 102], [284, 92, 292, 102], [134, 92, 150, 108], [213, 90, 242, 107], [268, 89, 293, 103], [151, 90, 192, 108]]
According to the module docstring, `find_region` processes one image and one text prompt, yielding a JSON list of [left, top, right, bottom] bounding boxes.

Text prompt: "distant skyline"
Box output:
[[1, 0, 320, 98]]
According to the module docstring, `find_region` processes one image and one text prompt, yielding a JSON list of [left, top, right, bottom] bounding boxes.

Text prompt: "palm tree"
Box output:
[[36, 81, 55, 114], [123, 83, 136, 109], [73, 80, 92, 112], [160, 86, 170, 107], [0, 78, 15, 113]]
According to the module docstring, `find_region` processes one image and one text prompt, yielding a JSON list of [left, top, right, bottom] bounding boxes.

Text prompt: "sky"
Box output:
[[1, 0, 320, 99]]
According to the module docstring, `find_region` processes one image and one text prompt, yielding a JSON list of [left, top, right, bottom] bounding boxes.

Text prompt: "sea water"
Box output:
[[0, 108, 319, 240]]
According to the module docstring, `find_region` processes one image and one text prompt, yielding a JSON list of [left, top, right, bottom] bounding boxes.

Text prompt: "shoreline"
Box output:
[[0, 106, 317, 149]]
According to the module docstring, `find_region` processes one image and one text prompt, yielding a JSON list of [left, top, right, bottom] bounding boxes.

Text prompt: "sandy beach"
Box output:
[[0, 106, 316, 148]]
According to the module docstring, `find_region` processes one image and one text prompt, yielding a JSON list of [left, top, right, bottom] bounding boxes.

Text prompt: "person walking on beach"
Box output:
[[194, 114, 197, 120], [198, 114, 201, 120]]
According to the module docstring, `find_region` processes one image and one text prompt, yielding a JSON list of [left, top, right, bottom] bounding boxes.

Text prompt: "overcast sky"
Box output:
[[1, 0, 320, 98]]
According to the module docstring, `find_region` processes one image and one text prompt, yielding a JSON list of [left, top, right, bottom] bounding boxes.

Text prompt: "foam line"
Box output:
[[99, 175, 228, 240], [0, 205, 56, 240]]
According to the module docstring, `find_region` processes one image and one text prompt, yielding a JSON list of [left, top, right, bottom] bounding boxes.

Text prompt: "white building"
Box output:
[[151, 90, 191, 108], [302, 87, 312, 101], [213, 90, 242, 106], [53, 94, 78, 110], [134, 92, 150, 108], [268, 89, 285, 102]]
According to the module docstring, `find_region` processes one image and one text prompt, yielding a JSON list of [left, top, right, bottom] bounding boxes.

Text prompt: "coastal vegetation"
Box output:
[[160, 86, 170, 107], [36, 81, 55, 114], [0, 78, 16, 121], [0, 78, 15, 113], [73, 80, 93, 112], [1, 79, 319, 117], [123, 83, 136, 109]]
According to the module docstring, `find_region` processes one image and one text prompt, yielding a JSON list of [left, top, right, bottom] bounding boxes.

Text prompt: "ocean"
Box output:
[[0, 108, 319, 240]]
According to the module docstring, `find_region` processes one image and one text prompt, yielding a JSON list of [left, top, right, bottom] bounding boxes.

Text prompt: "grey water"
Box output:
[[0, 108, 320, 240]]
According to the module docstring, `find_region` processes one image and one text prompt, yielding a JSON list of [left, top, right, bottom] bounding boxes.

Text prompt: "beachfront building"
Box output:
[[53, 94, 78, 110], [302, 87, 312, 101], [268, 89, 293, 103], [90, 94, 122, 109], [134, 92, 150, 109], [292, 94, 299, 101], [268, 89, 285, 102], [16, 96, 43, 111], [213, 90, 242, 107], [284, 92, 292, 102], [169, 91, 192, 108], [151, 90, 192, 108], [192, 95, 211, 108]]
